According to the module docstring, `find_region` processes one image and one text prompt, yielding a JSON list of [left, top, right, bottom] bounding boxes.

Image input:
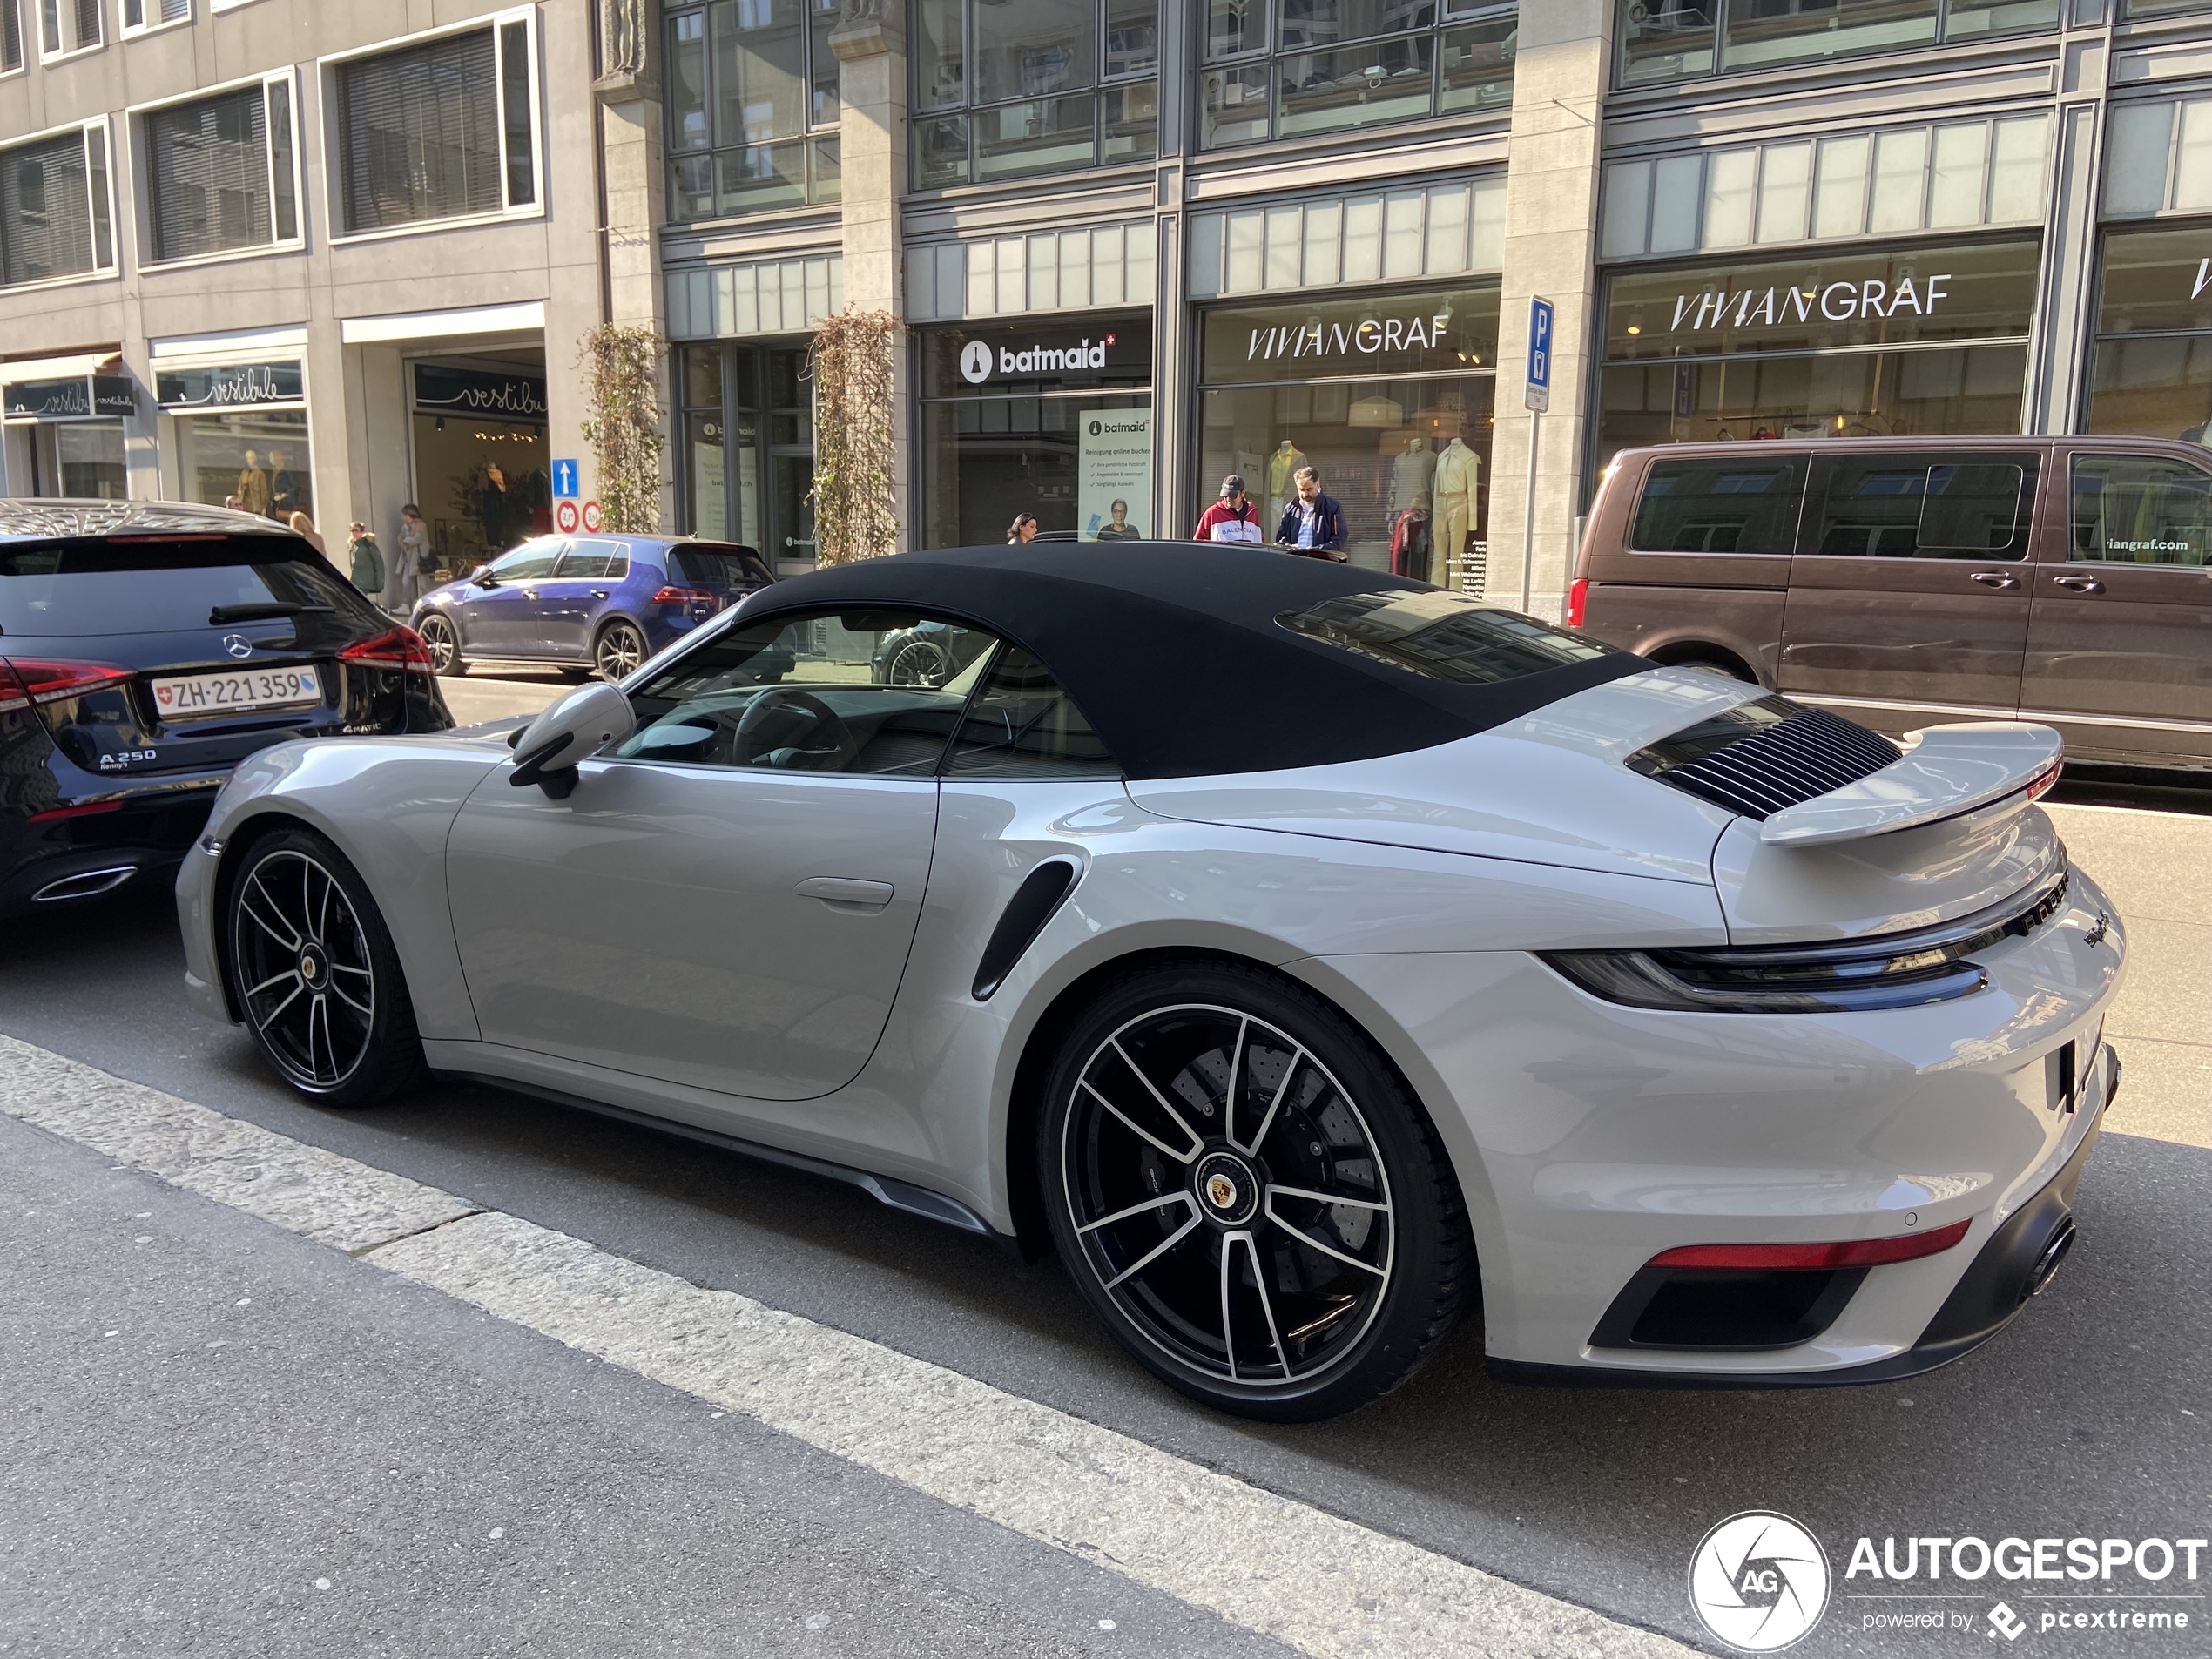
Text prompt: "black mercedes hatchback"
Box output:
[[0, 500, 451, 919]]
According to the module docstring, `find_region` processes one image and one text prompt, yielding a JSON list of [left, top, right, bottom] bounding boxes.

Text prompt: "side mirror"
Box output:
[[470, 565, 495, 587], [510, 683, 635, 798]]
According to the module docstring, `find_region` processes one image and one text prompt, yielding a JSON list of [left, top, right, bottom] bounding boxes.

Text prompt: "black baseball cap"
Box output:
[[1220, 474, 1247, 497]]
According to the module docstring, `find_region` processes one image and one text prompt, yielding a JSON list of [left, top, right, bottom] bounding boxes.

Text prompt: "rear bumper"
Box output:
[[1489, 1046, 2112, 1389], [1, 776, 226, 919]]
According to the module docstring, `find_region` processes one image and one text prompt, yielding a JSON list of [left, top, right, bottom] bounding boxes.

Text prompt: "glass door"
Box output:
[[680, 340, 816, 570]]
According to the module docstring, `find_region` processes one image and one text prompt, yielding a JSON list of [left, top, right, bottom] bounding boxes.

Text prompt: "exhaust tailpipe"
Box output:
[[31, 866, 138, 904]]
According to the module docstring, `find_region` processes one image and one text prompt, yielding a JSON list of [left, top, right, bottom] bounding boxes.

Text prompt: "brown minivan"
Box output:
[[1570, 435, 2212, 771]]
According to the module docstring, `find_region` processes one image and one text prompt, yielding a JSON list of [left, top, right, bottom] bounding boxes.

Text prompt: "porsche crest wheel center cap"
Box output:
[[1193, 1150, 1260, 1228], [299, 945, 327, 986]]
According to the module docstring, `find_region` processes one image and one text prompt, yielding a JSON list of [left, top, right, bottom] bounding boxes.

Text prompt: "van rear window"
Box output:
[[1631, 459, 1806, 555]]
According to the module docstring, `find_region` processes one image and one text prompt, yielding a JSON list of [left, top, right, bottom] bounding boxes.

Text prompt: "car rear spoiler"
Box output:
[[1758, 722, 2065, 847]]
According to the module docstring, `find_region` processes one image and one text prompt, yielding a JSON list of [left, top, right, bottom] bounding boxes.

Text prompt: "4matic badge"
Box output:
[[1689, 1511, 1832, 1652]]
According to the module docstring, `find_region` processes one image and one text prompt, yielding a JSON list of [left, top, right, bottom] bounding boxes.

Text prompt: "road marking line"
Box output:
[[0, 1034, 1692, 1659]]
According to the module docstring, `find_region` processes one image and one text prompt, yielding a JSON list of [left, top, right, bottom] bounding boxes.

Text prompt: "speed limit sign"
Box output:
[[555, 500, 580, 534], [582, 500, 603, 533]]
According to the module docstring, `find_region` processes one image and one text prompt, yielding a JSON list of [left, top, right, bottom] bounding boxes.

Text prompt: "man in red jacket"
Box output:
[[1191, 474, 1265, 544]]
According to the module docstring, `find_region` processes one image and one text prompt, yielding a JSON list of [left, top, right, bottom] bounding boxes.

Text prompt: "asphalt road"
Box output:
[[2, 738, 2207, 1656]]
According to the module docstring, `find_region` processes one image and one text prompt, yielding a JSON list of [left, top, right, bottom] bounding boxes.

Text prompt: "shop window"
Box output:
[[173, 409, 314, 527], [665, 0, 840, 224], [5, 419, 125, 499], [1197, 285, 1499, 587], [2070, 456, 2212, 568], [144, 76, 301, 264], [916, 317, 1153, 549], [0, 122, 116, 287], [1200, 1, 1515, 152], [912, 0, 1158, 188], [1595, 238, 2040, 468], [121, 0, 190, 34], [37, 0, 100, 57], [1618, 0, 2059, 88], [2084, 223, 2212, 448], [333, 12, 540, 235]]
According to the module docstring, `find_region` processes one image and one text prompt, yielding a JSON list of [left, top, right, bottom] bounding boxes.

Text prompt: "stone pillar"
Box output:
[[1490, 2, 1609, 620], [594, 0, 671, 526], [830, 0, 912, 550], [2028, 5, 2116, 435]]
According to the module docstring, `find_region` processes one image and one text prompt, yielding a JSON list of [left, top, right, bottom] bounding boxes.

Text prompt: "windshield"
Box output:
[[0, 540, 373, 637], [1277, 590, 1619, 685]]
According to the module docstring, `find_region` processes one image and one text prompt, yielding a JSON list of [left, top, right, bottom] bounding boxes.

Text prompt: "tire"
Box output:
[[417, 612, 466, 678], [595, 619, 648, 681], [224, 826, 428, 1109], [1040, 960, 1471, 1421], [1668, 654, 1753, 683]]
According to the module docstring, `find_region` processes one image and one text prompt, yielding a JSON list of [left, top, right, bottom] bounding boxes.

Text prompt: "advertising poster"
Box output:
[[1078, 409, 1152, 541]]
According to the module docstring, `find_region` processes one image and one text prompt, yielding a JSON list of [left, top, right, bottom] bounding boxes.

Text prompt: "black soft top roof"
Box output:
[[739, 543, 1646, 779]]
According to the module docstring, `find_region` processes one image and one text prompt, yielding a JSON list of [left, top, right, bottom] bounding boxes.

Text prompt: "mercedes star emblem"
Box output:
[[223, 634, 253, 658]]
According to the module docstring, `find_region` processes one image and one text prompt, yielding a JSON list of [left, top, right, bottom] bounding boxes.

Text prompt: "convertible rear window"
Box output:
[[0, 539, 372, 637], [1276, 590, 1619, 685]]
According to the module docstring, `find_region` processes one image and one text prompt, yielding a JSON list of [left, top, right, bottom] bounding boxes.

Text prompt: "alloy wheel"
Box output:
[[417, 614, 460, 674], [597, 621, 646, 680], [1059, 1003, 1396, 1388], [231, 848, 377, 1092], [884, 637, 954, 688]]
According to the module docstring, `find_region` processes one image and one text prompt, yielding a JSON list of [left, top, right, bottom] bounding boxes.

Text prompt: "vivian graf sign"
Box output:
[[1199, 285, 1501, 385]]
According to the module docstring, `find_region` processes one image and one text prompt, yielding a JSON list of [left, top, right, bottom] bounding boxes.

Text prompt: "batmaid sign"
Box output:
[[1246, 314, 1454, 362], [1669, 273, 1954, 332], [962, 334, 1119, 383]]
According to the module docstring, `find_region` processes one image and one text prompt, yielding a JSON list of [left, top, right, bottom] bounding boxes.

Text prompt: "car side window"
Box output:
[[554, 538, 631, 580], [489, 541, 561, 582], [610, 609, 999, 777], [1806, 454, 2039, 559], [942, 646, 1119, 780], [1630, 458, 1805, 554], [2069, 456, 2212, 568]]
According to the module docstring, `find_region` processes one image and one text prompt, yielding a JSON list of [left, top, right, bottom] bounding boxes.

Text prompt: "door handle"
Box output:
[[795, 876, 894, 912], [521, 589, 539, 600], [590, 589, 610, 599], [1970, 570, 2020, 590], [2052, 574, 2104, 594]]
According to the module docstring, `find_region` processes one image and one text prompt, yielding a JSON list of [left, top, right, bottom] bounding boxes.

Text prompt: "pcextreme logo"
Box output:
[[1689, 1511, 1832, 1652]]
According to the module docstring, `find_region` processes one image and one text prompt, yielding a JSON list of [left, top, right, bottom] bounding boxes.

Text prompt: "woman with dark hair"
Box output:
[[1007, 512, 1038, 544]]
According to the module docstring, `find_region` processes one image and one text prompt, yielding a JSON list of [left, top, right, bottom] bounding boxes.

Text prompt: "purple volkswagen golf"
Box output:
[[409, 535, 775, 682]]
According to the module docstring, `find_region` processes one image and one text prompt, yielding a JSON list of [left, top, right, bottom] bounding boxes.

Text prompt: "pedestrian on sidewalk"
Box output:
[[289, 510, 326, 558], [1192, 475, 1264, 544], [1008, 512, 1038, 544], [346, 521, 386, 601], [395, 504, 432, 611], [1274, 466, 1348, 562]]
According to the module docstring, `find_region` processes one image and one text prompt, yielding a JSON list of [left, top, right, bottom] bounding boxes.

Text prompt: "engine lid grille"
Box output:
[[1627, 696, 1903, 821]]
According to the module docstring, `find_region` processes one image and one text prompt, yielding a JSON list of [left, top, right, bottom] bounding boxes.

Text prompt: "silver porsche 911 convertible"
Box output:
[[178, 543, 2123, 1420]]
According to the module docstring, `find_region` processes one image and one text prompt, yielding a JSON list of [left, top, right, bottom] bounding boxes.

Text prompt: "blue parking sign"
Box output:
[[552, 459, 580, 500], [1525, 297, 1554, 414]]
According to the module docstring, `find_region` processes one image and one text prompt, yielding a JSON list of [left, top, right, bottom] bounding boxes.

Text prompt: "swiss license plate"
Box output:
[[151, 665, 323, 721]]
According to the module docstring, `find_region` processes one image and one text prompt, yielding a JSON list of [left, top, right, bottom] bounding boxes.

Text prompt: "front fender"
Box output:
[[185, 736, 510, 1041]]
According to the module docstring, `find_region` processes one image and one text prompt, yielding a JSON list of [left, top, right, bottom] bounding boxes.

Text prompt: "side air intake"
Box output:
[[1626, 696, 1902, 821]]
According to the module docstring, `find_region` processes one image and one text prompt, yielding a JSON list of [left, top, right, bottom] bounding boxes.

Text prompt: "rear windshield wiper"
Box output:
[[208, 602, 337, 624]]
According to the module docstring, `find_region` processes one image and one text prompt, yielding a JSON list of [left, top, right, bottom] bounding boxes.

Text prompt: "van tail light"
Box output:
[[1648, 1218, 1972, 1272], [651, 584, 714, 606], [0, 657, 135, 712], [1565, 577, 1588, 630], [338, 628, 436, 674]]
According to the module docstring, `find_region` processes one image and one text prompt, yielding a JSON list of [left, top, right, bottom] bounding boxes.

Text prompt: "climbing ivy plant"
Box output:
[[807, 309, 900, 565], [577, 324, 666, 535]]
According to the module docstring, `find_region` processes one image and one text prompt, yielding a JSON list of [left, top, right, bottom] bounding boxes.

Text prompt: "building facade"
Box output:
[[4, 1, 2210, 615]]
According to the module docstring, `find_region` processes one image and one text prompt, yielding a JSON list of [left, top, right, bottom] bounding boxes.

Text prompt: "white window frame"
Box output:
[[2, 0, 28, 77], [38, 0, 102, 60], [130, 67, 306, 272], [0, 114, 122, 293], [119, 0, 190, 39], [319, 5, 544, 248]]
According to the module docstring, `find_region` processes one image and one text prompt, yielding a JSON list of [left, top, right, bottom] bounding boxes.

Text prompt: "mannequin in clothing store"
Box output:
[[1389, 436, 1434, 515], [1266, 440, 1307, 523], [1432, 436, 1482, 575]]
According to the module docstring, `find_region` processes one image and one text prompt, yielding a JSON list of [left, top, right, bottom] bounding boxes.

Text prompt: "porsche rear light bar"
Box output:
[[1649, 1218, 1972, 1271], [0, 657, 136, 711], [337, 628, 436, 674]]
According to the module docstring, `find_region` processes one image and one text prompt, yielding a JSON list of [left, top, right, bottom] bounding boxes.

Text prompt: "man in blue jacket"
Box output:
[[1274, 466, 1347, 561]]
